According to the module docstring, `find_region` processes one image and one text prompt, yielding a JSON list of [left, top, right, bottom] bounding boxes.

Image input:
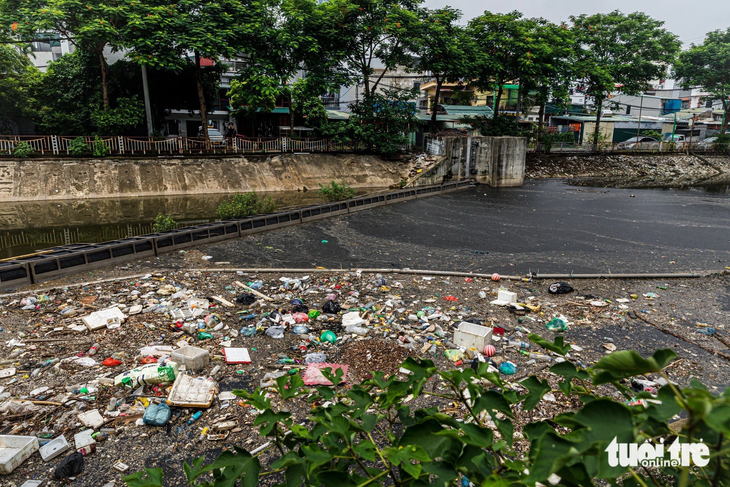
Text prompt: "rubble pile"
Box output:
[[0, 270, 727, 485], [526, 153, 730, 187]]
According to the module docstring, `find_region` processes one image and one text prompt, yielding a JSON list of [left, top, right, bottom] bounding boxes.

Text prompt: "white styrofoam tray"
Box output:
[[0, 435, 39, 475]]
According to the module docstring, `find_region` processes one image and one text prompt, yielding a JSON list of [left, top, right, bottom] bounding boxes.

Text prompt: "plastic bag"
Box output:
[[114, 361, 179, 388], [292, 304, 309, 314], [54, 452, 84, 479], [265, 325, 286, 339], [143, 402, 171, 426], [342, 311, 366, 327], [292, 312, 309, 323], [322, 300, 341, 314], [236, 293, 257, 306], [548, 282, 573, 294]]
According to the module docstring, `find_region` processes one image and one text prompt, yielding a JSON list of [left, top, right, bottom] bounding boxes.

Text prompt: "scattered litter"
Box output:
[[167, 374, 217, 408], [302, 363, 349, 386], [223, 348, 251, 364]]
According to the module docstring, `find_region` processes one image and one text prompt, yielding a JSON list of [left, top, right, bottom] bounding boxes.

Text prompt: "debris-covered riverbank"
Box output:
[[1, 261, 729, 486], [526, 153, 730, 188]]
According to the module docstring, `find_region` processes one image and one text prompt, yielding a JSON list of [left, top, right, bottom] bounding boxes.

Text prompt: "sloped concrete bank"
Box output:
[[0, 153, 409, 202], [526, 152, 730, 188]]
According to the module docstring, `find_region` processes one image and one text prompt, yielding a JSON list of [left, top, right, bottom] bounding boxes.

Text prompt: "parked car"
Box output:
[[697, 137, 717, 148], [617, 136, 660, 150]]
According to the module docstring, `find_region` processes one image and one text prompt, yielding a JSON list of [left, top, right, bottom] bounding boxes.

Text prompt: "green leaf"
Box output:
[[519, 376, 552, 410], [353, 440, 377, 462], [123, 468, 164, 487], [300, 444, 334, 475], [529, 333, 571, 355], [399, 419, 462, 463], [495, 417, 514, 447], [207, 447, 261, 487], [593, 349, 677, 384], [472, 390, 514, 419], [459, 422, 494, 448]]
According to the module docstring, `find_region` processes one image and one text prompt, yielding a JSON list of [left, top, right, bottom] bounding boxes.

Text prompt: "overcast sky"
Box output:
[[426, 0, 729, 47]]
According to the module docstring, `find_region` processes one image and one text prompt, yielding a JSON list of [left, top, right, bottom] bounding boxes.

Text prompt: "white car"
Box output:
[[697, 137, 717, 148], [617, 136, 660, 150]]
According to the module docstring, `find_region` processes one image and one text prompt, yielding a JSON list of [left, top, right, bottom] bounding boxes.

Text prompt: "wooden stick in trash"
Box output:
[[234, 281, 273, 301]]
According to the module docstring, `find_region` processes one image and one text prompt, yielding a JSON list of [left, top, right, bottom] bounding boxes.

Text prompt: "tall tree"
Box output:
[[405, 6, 468, 133], [4, 0, 131, 109], [570, 11, 681, 146], [467, 11, 533, 117], [319, 0, 421, 97], [674, 28, 730, 135], [519, 19, 575, 147], [125, 0, 260, 137], [228, 0, 339, 135], [0, 45, 35, 133]]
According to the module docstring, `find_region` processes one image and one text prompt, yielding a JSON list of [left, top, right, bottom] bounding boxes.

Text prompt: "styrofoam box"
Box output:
[[171, 346, 210, 371], [0, 435, 39, 475], [453, 322, 493, 351]]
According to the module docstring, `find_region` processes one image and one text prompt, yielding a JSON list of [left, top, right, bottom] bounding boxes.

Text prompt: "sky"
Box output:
[[425, 0, 730, 47]]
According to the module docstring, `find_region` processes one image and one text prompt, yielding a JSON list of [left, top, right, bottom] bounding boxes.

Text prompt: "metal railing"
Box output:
[[0, 135, 411, 156]]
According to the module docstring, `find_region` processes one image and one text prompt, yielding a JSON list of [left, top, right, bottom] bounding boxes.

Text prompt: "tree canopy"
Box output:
[[674, 28, 730, 134], [570, 11, 681, 145]]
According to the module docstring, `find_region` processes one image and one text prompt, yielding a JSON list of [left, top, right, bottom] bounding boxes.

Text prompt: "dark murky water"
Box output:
[[0, 181, 725, 259], [0, 190, 357, 258]]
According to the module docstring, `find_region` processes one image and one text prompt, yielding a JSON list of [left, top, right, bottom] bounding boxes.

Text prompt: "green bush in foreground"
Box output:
[[216, 192, 276, 220], [68, 136, 90, 157], [124, 335, 730, 487], [318, 179, 356, 202], [152, 213, 176, 233], [11, 141, 33, 158]]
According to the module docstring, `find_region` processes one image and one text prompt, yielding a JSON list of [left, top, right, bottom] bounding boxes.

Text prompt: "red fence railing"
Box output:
[[0, 135, 386, 156]]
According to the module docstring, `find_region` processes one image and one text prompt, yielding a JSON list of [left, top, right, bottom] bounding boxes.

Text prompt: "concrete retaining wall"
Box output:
[[0, 153, 407, 202], [412, 136, 526, 187]]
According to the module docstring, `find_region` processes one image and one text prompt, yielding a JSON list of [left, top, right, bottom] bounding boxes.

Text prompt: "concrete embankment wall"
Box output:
[[0, 153, 407, 202], [412, 136, 527, 187]]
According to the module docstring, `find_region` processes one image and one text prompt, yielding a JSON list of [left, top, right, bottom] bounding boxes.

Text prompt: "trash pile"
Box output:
[[525, 153, 730, 188], [0, 270, 725, 485]]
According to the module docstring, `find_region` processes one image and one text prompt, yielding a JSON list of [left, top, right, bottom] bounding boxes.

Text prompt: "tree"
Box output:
[[4, 0, 131, 110], [125, 0, 261, 138], [25, 51, 144, 134], [570, 11, 681, 146], [520, 19, 575, 149], [0, 45, 36, 134], [674, 28, 730, 134], [467, 11, 533, 118], [347, 88, 420, 155], [405, 7, 468, 133], [319, 0, 421, 97]]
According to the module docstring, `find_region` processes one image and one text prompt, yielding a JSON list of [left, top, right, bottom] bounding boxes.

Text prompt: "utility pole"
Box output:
[[635, 94, 643, 151], [141, 65, 154, 136]]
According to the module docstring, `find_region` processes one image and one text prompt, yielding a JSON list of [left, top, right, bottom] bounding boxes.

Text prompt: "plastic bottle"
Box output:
[[88, 343, 100, 356], [508, 340, 530, 349], [528, 352, 553, 362], [210, 365, 221, 377], [199, 426, 209, 441], [42, 358, 60, 367], [79, 444, 96, 456], [108, 397, 117, 412], [188, 411, 203, 425]]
